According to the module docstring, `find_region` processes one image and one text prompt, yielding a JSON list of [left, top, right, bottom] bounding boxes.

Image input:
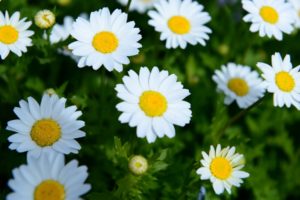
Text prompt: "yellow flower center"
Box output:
[[227, 78, 249, 96], [259, 6, 279, 24], [167, 16, 191, 34], [34, 180, 65, 200], [0, 25, 19, 44], [135, 161, 142, 168], [30, 119, 61, 147], [210, 157, 232, 180], [139, 91, 168, 117], [92, 31, 119, 53], [275, 71, 295, 92]]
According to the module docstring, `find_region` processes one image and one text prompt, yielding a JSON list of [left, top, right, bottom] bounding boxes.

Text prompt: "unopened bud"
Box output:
[[129, 155, 148, 175], [35, 10, 55, 29]]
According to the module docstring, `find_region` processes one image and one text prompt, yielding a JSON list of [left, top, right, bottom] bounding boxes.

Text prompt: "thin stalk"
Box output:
[[126, 0, 133, 13], [216, 96, 266, 140]]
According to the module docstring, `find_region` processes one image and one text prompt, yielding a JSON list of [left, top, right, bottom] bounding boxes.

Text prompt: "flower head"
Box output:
[[7, 94, 86, 157], [257, 52, 300, 109], [7, 151, 91, 200], [196, 144, 249, 195], [0, 11, 34, 59], [68, 8, 142, 72], [148, 0, 212, 49], [242, 0, 296, 40], [34, 10, 56, 29], [129, 155, 148, 175], [213, 63, 266, 109], [117, 0, 158, 13], [115, 66, 192, 143]]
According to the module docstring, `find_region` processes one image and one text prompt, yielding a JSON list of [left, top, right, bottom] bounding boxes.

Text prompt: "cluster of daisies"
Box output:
[[2, 0, 300, 197]]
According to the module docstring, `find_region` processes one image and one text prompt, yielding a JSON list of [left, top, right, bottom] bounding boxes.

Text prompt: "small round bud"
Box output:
[[57, 0, 72, 6], [128, 155, 148, 175], [35, 10, 55, 29], [44, 88, 56, 96]]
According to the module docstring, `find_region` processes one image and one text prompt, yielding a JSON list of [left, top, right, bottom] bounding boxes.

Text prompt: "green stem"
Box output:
[[126, 0, 132, 13], [216, 96, 266, 140]]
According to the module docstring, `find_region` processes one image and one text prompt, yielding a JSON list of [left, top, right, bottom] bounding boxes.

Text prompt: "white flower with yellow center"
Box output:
[[196, 144, 250, 195], [289, 0, 300, 28], [0, 11, 34, 60], [212, 63, 266, 109], [242, 0, 296, 41], [68, 8, 142, 72], [257, 52, 300, 109], [7, 94, 86, 157], [117, 0, 158, 13], [115, 66, 192, 143], [148, 0, 212, 49], [7, 151, 91, 200]]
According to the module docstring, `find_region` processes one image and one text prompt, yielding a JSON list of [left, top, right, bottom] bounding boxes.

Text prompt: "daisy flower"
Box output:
[[289, 0, 300, 28], [148, 0, 212, 49], [196, 144, 250, 195], [212, 63, 266, 109], [257, 52, 300, 109], [68, 8, 142, 72], [117, 0, 158, 13], [7, 151, 91, 200], [0, 11, 34, 60], [115, 66, 192, 143], [242, 0, 296, 41], [7, 93, 86, 157]]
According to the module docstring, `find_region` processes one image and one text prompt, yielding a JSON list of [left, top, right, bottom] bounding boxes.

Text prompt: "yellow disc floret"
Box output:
[[139, 91, 168, 117], [92, 31, 119, 53], [31, 119, 61, 147], [210, 157, 232, 180], [227, 78, 249, 96], [260, 6, 279, 24], [275, 71, 295, 92], [168, 16, 191, 34], [0, 25, 19, 44], [34, 180, 65, 200]]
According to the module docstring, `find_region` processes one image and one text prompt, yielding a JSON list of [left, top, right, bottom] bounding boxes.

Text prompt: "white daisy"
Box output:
[[68, 8, 142, 72], [257, 52, 300, 109], [7, 151, 91, 200], [289, 0, 300, 28], [242, 0, 296, 41], [212, 63, 266, 109], [148, 0, 212, 49], [115, 66, 192, 143], [0, 11, 34, 60], [117, 0, 158, 13], [196, 144, 250, 195], [7, 94, 86, 157]]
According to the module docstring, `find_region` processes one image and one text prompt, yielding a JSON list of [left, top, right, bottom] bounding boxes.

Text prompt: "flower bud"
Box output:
[[128, 155, 148, 175], [57, 0, 72, 6], [35, 10, 55, 29]]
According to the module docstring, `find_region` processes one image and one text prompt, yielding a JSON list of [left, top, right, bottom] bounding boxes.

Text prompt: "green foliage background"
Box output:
[[1, 0, 300, 199]]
